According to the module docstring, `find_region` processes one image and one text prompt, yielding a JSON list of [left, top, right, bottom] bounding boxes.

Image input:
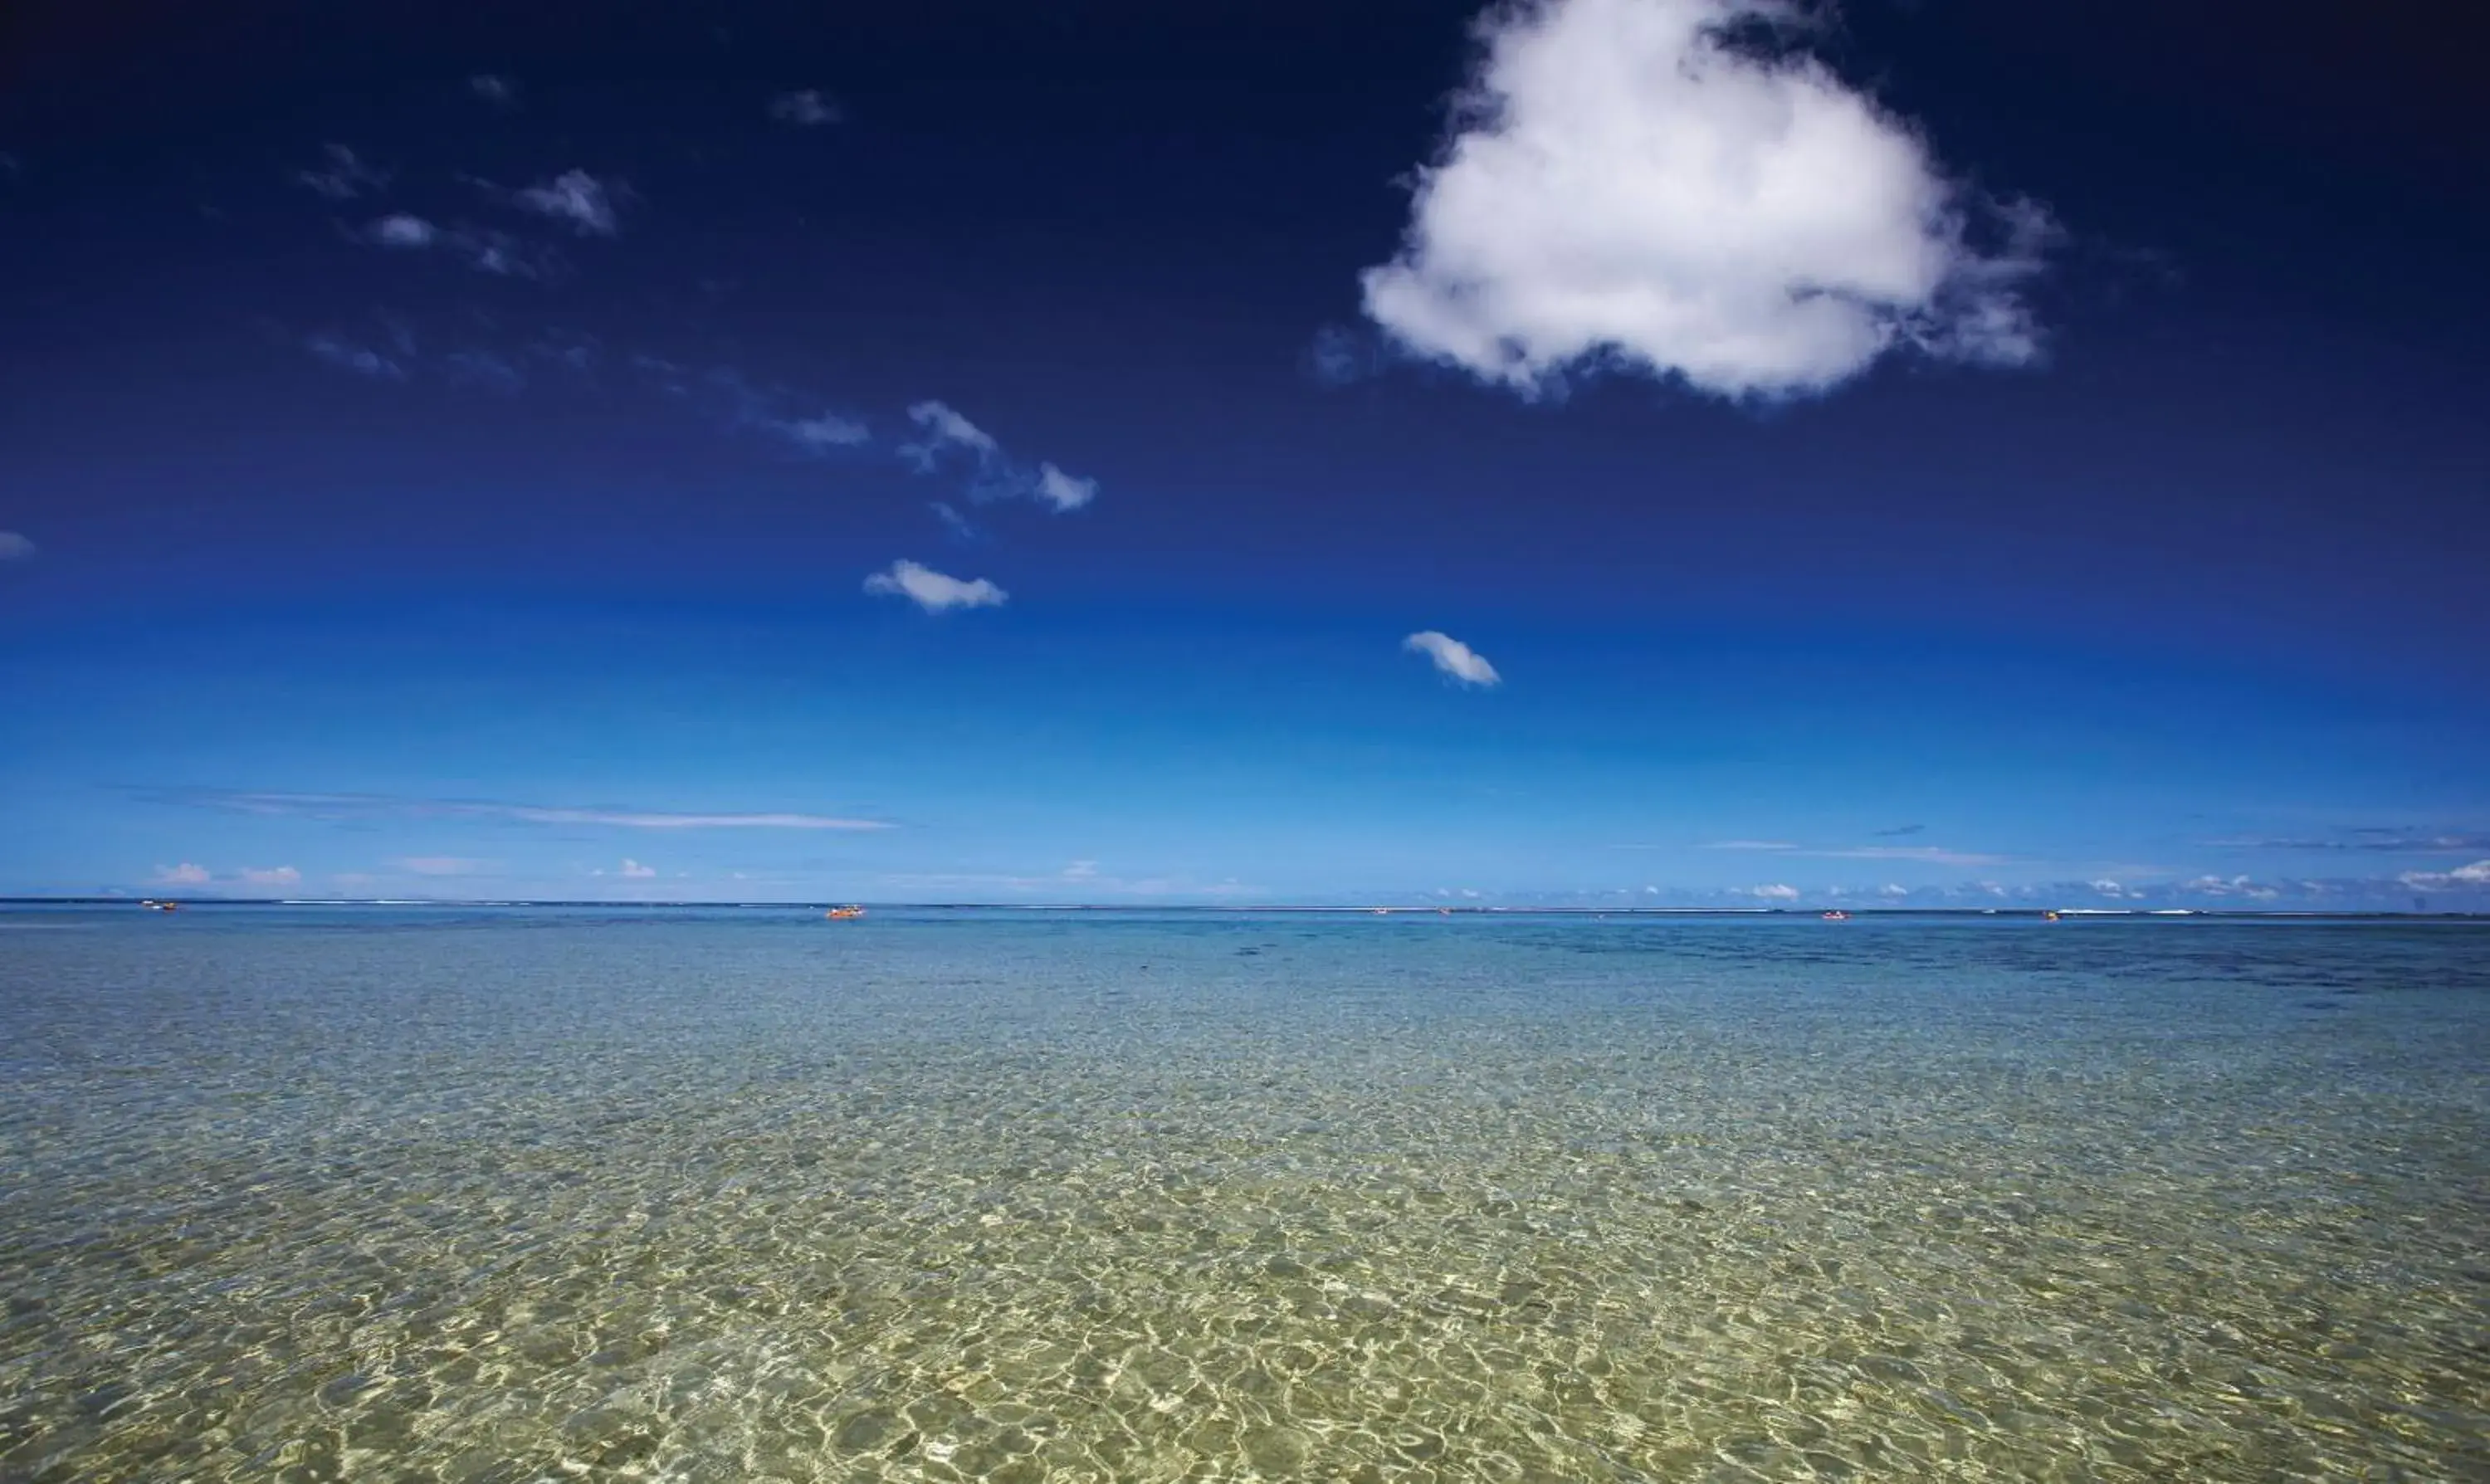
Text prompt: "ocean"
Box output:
[[2, 906, 2484, 1481]]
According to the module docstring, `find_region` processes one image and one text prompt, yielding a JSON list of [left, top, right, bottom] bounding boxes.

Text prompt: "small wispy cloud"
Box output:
[[772, 411, 872, 453], [902, 400, 999, 466], [510, 170, 625, 236], [1404, 631, 1501, 687], [304, 332, 407, 380], [365, 212, 439, 248], [1706, 840, 1797, 852], [458, 227, 559, 278], [1872, 823, 1927, 837], [154, 862, 212, 886], [664, 364, 871, 457], [470, 74, 519, 107], [1750, 883, 1800, 902], [1304, 324, 1381, 385], [864, 559, 1008, 613], [443, 349, 525, 395], [297, 144, 387, 201], [901, 400, 1098, 513], [769, 90, 841, 126], [148, 788, 895, 831], [355, 215, 556, 277], [237, 866, 302, 887], [1035, 463, 1098, 512], [0, 532, 33, 562], [596, 858, 660, 879], [529, 332, 601, 373]]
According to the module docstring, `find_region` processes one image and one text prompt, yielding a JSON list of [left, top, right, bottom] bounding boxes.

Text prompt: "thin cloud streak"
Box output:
[[304, 333, 407, 379], [2210, 831, 2490, 854], [143, 788, 896, 831], [864, 559, 1008, 613], [1702, 839, 2011, 866]]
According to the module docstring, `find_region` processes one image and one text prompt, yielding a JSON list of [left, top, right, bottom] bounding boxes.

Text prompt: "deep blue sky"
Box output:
[[3, 0, 2485, 906]]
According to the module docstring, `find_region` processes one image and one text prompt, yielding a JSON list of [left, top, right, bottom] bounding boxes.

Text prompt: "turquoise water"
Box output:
[[2, 907, 2485, 1482]]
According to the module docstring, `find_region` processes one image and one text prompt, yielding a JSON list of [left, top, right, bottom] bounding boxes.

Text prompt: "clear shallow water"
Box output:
[[2, 909, 2485, 1483]]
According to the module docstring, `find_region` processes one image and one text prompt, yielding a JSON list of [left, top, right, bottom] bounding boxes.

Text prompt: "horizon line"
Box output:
[[2, 897, 2484, 920]]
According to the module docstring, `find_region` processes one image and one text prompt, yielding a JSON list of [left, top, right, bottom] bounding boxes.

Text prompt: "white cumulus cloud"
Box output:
[[1361, 0, 2053, 399], [1751, 882, 1800, 901], [154, 862, 212, 886], [618, 858, 657, 879], [864, 559, 1008, 613], [238, 866, 302, 887], [1404, 630, 1502, 686]]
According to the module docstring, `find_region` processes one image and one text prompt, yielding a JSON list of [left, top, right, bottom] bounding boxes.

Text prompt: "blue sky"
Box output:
[[2, 1, 2485, 907]]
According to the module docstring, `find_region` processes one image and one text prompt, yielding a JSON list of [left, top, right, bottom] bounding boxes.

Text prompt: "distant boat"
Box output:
[[2042, 910, 2062, 922], [1820, 910, 1849, 921], [141, 900, 179, 912], [824, 905, 866, 920]]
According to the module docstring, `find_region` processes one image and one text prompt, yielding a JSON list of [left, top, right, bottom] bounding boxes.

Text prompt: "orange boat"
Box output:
[[1821, 910, 1849, 921], [824, 905, 867, 920]]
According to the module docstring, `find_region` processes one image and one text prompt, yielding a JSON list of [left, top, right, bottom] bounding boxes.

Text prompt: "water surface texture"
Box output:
[[2, 909, 2486, 1482]]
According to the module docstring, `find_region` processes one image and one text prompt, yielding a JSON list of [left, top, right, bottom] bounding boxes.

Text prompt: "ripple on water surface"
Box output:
[[1, 909, 2486, 1482]]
